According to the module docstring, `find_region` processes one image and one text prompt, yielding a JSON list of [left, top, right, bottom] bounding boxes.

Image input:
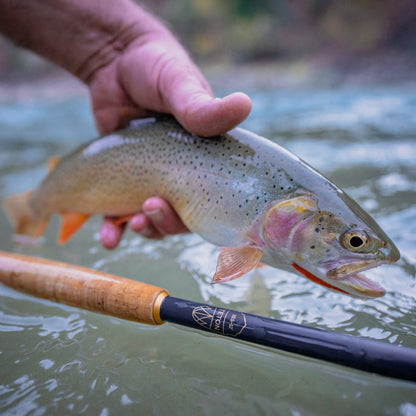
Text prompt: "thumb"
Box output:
[[121, 42, 252, 137], [171, 90, 253, 137], [159, 63, 252, 136]]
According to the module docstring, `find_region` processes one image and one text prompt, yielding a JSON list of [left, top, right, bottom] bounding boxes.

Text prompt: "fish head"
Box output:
[[261, 194, 400, 298]]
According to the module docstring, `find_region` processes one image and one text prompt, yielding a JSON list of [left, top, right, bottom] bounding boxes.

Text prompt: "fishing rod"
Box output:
[[0, 251, 415, 382]]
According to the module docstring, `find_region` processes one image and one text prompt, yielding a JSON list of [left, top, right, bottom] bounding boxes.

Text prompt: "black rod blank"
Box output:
[[160, 296, 416, 382]]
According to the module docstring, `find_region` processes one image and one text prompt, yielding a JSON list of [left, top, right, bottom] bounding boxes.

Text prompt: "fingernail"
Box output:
[[145, 209, 165, 224]]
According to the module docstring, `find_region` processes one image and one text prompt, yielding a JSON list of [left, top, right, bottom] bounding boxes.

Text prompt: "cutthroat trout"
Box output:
[[4, 115, 400, 298]]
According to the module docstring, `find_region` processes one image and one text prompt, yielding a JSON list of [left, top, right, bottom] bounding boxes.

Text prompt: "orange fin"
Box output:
[[109, 214, 136, 227], [212, 246, 264, 284], [4, 191, 50, 240], [48, 156, 61, 172], [292, 263, 348, 295], [58, 212, 90, 244], [256, 263, 267, 269]]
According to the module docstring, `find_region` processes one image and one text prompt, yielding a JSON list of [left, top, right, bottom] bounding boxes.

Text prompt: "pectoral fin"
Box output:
[[212, 246, 264, 284], [58, 212, 90, 244]]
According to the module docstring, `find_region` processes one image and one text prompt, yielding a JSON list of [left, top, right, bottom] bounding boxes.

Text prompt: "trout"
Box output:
[[4, 115, 400, 298]]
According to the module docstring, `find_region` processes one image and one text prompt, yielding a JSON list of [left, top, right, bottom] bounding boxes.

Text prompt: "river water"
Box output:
[[0, 81, 415, 415]]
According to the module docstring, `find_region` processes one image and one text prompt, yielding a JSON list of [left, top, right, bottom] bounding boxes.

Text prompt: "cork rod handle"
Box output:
[[0, 251, 168, 325]]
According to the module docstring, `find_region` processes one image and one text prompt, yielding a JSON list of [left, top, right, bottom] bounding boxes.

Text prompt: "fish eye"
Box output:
[[342, 230, 369, 251]]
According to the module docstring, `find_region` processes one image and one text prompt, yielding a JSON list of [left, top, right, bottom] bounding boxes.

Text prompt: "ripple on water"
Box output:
[[1, 85, 416, 415]]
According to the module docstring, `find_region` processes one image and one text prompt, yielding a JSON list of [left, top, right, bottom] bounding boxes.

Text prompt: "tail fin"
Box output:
[[3, 191, 49, 240]]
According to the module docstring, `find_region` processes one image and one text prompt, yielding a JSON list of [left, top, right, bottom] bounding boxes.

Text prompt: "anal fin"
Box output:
[[109, 214, 136, 227], [212, 246, 264, 284], [58, 212, 90, 244]]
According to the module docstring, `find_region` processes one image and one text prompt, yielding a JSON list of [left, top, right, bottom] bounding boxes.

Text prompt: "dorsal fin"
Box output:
[[48, 156, 61, 172]]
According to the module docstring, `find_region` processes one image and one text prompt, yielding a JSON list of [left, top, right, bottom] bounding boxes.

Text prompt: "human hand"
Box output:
[[86, 10, 252, 248], [0, 0, 252, 249]]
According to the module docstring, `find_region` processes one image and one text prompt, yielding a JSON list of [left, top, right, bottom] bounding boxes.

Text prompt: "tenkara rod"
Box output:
[[0, 251, 415, 382]]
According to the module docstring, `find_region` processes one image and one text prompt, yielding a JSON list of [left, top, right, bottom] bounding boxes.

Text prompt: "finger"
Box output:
[[142, 197, 189, 235], [100, 218, 126, 249], [129, 213, 164, 240]]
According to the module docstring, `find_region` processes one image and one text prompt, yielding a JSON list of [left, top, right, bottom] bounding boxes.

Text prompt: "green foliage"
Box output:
[[142, 0, 416, 63]]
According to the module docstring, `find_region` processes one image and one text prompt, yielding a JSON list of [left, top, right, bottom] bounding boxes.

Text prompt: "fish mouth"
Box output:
[[331, 271, 385, 298], [293, 260, 386, 298], [324, 260, 387, 298]]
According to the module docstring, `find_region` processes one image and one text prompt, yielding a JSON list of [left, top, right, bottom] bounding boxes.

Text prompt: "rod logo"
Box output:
[[192, 306, 246, 337]]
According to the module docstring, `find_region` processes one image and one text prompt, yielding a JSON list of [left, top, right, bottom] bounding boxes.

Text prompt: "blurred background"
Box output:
[[1, 0, 415, 93]]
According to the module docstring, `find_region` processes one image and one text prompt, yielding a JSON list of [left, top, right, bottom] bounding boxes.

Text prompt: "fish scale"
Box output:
[[3, 115, 399, 297]]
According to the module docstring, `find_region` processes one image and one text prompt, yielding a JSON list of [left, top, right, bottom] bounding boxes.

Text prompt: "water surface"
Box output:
[[0, 82, 416, 415]]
